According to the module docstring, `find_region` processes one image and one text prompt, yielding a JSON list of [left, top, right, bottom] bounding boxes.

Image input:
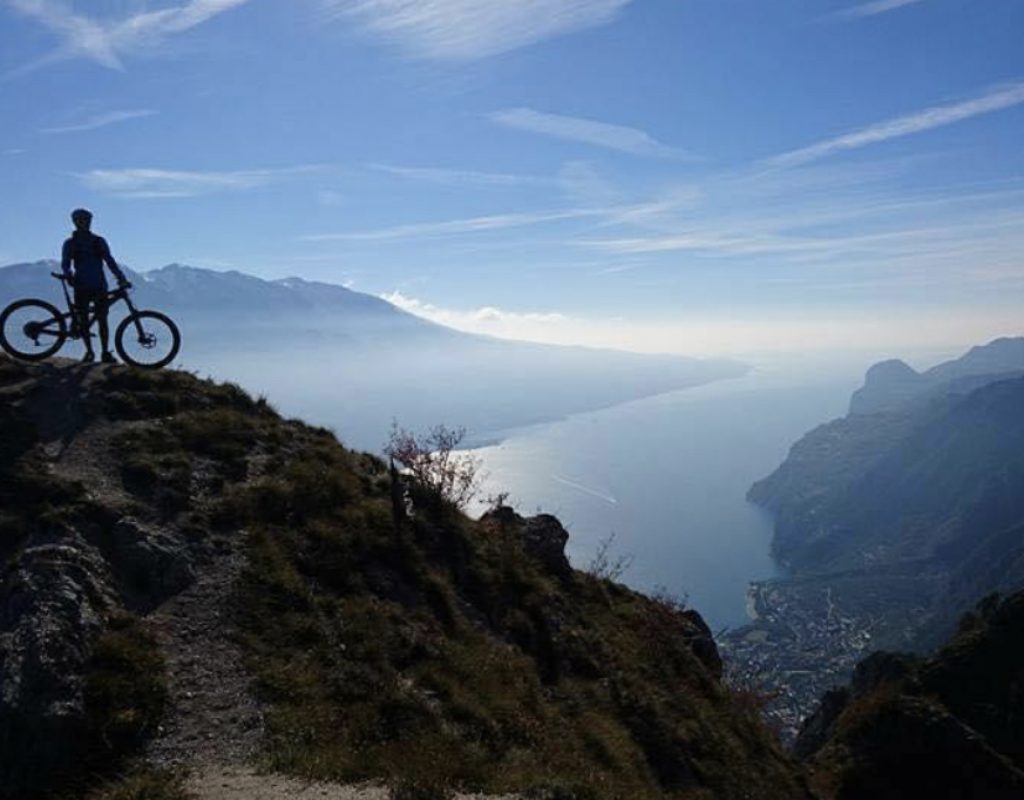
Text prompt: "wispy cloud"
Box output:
[[6, 0, 251, 74], [302, 207, 604, 242], [77, 165, 321, 198], [490, 108, 692, 159], [323, 0, 634, 60], [835, 0, 926, 20], [371, 163, 550, 187], [383, 290, 567, 328], [41, 109, 157, 134], [579, 169, 1024, 280], [768, 82, 1024, 168]]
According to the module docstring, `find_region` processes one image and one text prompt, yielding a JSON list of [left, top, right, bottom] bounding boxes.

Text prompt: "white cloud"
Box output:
[[768, 82, 1024, 168], [371, 163, 550, 187], [379, 291, 1023, 359], [41, 109, 157, 134], [325, 0, 634, 60], [302, 207, 604, 242], [77, 165, 320, 198], [836, 0, 925, 20], [383, 290, 567, 330], [6, 0, 251, 73], [490, 107, 691, 159]]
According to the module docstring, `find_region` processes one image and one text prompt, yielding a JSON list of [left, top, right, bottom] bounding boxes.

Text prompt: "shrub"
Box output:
[[84, 614, 168, 754], [389, 777, 454, 800], [384, 423, 482, 510], [84, 769, 189, 800], [586, 533, 634, 582]]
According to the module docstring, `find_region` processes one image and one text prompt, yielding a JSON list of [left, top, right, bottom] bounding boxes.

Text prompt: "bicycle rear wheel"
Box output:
[[115, 310, 181, 369], [0, 299, 68, 361]]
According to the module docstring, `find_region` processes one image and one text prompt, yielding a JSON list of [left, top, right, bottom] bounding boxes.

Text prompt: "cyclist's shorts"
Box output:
[[74, 287, 110, 314]]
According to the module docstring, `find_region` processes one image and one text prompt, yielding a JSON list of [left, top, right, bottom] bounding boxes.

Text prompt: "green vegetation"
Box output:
[[1, 359, 808, 800], [84, 613, 168, 755], [802, 592, 1024, 799], [80, 770, 189, 800]]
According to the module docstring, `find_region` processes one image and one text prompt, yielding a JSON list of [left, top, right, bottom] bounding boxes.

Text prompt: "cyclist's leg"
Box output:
[[94, 293, 112, 356], [73, 287, 95, 356]]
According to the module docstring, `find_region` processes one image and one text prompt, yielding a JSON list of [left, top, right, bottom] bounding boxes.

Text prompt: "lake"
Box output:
[[467, 356, 870, 630]]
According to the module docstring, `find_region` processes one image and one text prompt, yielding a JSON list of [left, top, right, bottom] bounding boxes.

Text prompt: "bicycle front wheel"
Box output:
[[0, 299, 68, 361], [115, 311, 181, 369]]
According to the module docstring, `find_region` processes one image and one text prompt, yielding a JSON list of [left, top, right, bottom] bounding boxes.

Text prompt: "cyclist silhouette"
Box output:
[[61, 208, 130, 363]]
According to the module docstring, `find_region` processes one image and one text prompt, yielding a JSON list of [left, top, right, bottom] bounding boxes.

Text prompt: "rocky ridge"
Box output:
[[0, 356, 807, 800]]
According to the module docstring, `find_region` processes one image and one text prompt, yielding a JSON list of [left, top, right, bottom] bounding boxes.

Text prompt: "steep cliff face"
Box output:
[[747, 341, 1024, 652], [751, 375, 1024, 580], [0, 356, 807, 800], [732, 342, 1024, 738], [797, 591, 1024, 800]]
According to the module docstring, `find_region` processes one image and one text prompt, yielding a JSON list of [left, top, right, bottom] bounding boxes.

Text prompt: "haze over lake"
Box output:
[[468, 351, 958, 630]]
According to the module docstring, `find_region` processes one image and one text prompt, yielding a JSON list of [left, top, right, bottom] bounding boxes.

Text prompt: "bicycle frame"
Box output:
[[53, 273, 138, 342]]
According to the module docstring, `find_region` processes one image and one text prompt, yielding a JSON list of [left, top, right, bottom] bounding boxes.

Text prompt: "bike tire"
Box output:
[[0, 298, 68, 361], [115, 310, 181, 370]]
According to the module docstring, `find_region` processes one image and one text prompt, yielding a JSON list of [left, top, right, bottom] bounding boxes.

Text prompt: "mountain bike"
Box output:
[[0, 273, 181, 369]]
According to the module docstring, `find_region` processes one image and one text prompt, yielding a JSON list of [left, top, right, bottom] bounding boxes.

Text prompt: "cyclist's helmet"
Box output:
[[71, 208, 93, 226]]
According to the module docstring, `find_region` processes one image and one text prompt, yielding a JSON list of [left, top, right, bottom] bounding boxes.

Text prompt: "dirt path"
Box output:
[[18, 359, 517, 798], [185, 767, 389, 800], [26, 361, 264, 770], [185, 766, 519, 800], [143, 547, 264, 768]]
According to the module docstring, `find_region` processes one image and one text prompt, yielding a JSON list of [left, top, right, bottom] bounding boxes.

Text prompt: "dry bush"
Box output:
[[384, 423, 482, 510], [586, 532, 634, 582]]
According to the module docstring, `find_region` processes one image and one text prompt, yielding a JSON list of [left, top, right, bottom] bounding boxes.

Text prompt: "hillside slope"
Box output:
[[723, 341, 1024, 738], [0, 356, 807, 800], [796, 591, 1024, 800], [747, 369, 1024, 650]]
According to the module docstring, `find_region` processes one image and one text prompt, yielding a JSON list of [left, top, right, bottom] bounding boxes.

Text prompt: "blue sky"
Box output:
[[1, 0, 1022, 355]]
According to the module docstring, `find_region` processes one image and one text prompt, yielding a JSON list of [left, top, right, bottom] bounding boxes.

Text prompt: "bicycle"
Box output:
[[0, 272, 181, 369]]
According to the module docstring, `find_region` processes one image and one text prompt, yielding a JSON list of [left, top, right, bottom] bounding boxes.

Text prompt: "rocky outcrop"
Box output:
[[848, 338, 1024, 416], [799, 591, 1024, 799], [0, 528, 117, 793], [848, 359, 923, 415], [518, 513, 572, 579], [108, 517, 195, 610]]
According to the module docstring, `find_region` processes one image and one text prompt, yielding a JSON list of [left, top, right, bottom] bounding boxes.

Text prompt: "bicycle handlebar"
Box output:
[[51, 272, 133, 291]]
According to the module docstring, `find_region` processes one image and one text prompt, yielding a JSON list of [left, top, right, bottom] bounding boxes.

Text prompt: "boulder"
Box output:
[[519, 514, 572, 579], [108, 517, 195, 609], [0, 528, 117, 794]]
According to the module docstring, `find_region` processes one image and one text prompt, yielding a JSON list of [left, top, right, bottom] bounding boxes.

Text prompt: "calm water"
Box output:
[[468, 358, 868, 630]]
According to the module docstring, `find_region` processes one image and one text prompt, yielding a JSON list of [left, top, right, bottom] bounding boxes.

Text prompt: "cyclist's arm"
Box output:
[[99, 238, 129, 285], [61, 239, 74, 280]]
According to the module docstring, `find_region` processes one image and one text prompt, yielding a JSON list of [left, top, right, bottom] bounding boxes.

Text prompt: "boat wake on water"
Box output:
[[551, 474, 618, 505]]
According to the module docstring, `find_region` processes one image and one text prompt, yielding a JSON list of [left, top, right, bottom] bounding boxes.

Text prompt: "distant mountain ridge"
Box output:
[[0, 261, 746, 449], [849, 337, 1024, 415], [721, 339, 1024, 741], [748, 337, 1024, 644], [1, 260, 441, 340]]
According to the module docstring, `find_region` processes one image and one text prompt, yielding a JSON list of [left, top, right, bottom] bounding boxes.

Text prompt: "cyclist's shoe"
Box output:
[[101, 351, 117, 365], [82, 351, 95, 363]]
